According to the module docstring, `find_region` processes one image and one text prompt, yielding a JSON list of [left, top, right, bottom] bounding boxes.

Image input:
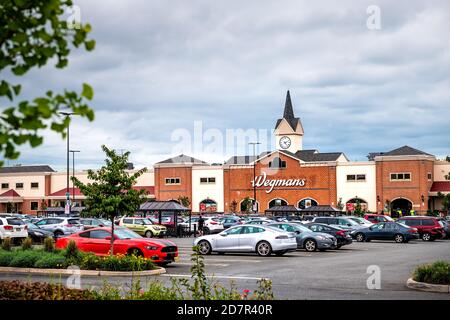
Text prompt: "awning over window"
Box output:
[[0, 189, 23, 203], [429, 181, 450, 196]]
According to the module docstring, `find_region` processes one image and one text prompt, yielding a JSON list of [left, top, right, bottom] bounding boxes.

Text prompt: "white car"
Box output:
[[179, 216, 224, 234], [0, 216, 28, 242], [35, 217, 83, 237], [194, 224, 297, 256], [347, 216, 374, 227]]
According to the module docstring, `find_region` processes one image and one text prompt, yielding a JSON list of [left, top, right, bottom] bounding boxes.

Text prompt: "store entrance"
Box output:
[[390, 198, 412, 218]]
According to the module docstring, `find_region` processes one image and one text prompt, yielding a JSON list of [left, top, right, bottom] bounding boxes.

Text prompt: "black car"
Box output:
[[26, 223, 54, 242], [304, 222, 353, 249], [350, 221, 420, 243]]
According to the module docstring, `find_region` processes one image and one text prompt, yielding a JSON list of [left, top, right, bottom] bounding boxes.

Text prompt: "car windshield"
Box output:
[[6, 218, 24, 225], [350, 217, 371, 224], [27, 223, 38, 229], [342, 219, 359, 226], [99, 219, 112, 226], [397, 222, 409, 228], [385, 216, 394, 221], [114, 228, 142, 239], [140, 218, 153, 225]]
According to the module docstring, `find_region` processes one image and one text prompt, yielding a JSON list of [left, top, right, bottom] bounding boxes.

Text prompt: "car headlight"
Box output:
[[153, 226, 160, 230], [34, 232, 43, 236], [145, 245, 159, 250]]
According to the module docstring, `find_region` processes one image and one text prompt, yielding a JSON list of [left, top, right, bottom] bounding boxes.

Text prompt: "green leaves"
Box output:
[[82, 83, 94, 100], [0, 0, 96, 166]]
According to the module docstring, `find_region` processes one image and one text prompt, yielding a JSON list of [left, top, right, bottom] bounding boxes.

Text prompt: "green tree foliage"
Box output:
[[445, 171, 450, 180], [177, 196, 191, 208], [336, 197, 344, 211], [229, 199, 238, 213], [72, 145, 147, 255], [0, 0, 95, 166], [241, 196, 252, 214]]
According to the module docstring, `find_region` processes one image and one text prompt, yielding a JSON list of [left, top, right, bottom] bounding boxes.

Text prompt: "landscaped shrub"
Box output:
[[34, 253, 67, 269], [43, 237, 55, 252], [79, 253, 155, 271], [63, 240, 81, 261], [9, 250, 42, 268], [413, 260, 450, 285], [0, 280, 94, 300], [21, 237, 33, 251], [1, 237, 12, 251], [0, 250, 15, 266]]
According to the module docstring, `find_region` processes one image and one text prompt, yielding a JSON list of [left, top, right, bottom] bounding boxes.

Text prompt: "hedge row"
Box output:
[[413, 260, 450, 285], [0, 281, 94, 300]]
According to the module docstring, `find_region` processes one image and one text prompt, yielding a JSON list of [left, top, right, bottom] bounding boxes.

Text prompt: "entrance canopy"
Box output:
[[0, 189, 23, 203], [265, 205, 300, 216], [429, 181, 450, 196]]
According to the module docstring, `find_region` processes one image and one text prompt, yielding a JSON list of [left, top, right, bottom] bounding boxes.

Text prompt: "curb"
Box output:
[[406, 278, 450, 293], [0, 266, 166, 277]]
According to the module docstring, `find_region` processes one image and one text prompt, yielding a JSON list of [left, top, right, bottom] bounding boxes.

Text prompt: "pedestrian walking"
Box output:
[[197, 215, 205, 236]]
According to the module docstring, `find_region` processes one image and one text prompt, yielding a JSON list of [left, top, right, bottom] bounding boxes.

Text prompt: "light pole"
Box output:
[[70, 150, 80, 207], [59, 111, 77, 215], [249, 142, 261, 213]]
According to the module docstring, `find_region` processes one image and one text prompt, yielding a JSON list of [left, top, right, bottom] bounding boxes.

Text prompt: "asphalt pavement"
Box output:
[[1, 237, 449, 299]]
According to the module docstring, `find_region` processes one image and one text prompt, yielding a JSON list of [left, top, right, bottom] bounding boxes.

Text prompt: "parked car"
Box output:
[[179, 216, 224, 234], [397, 216, 445, 241], [312, 216, 363, 231], [55, 227, 178, 265], [304, 222, 353, 248], [220, 216, 243, 229], [347, 216, 373, 227], [364, 214, 394, 224], [0, 217, 28, 243], [351, 221, 419, 243], [26, 223, 54, 242], [247, 219, 274, 225], [194, 224, 297, 256], [267, 222, 337, 252], [437, 218, 450, 239], [80, 218, 112, 230], [118, 217, 166, 238], [34, 217, 83, 237]]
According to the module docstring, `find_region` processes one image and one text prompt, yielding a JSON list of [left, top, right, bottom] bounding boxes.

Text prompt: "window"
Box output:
[[1, 183, 9, 189], [15, 183, 23, 189], [165, 178, 181, 185], [30, 202, 38, 211], [346, 174, 366, 182], [200, 177, 216, 184], [390, 173, 411, 181], [31, 182, 39, 189], [123, 218, 133, 224], [89, 230, 111, 239], [421, 219, 434, 226], [269, 157, 286, 169], [225, 227, 243, 235], [242, 226, 264, 234], [427, 172, 432, 181]]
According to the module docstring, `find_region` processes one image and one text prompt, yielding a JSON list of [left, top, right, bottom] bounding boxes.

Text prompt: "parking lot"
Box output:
[[2, 237, 449, 300]]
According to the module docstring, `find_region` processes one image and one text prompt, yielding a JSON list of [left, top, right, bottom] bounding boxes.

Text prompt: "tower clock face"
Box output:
[[279, 136, 291, 149]]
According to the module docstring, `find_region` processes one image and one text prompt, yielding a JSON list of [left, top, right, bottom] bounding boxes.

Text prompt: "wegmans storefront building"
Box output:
[[1, 92, 449, 216]]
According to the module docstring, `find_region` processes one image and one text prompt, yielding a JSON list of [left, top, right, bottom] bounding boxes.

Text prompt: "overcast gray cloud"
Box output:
[[3, 0, 450, 169]]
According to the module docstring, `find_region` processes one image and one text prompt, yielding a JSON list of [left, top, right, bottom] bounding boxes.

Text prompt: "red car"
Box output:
[[397, 216, 445, 241], [55, 227, 178, 265], [364, 214, 394, 224]]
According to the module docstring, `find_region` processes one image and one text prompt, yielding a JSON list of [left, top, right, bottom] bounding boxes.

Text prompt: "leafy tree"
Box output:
[[0, 0, 95, 167], [354, 199, 363, 216], [437, 192, 450, 212], [72, 145, 147, 255], [229, 200, 237, 213], [177, 196, 190, 209], [445, 156, 450, 162], [336, 197, 344, 211], [445, 172, 450, 180], [241, 197, 253, 214]]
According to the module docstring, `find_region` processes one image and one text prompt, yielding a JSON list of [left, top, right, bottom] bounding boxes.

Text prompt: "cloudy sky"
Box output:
[[5, 0, 450, 170]]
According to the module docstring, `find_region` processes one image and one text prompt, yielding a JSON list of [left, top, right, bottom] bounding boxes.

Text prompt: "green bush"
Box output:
[[0, 280, 94, 300], [79, 253, 155, 271], [21, 237, 33, 251], [34, 253, 67, 269], [43, 237, 55, 252], [413, 260, 450, 285], [0, 250, 15, 266], [1, 237, 12, 251], [9, 251, 42, 268]]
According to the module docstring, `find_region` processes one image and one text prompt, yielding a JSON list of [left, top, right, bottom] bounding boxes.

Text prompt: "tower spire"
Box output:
[[283, 90, 295, 119]]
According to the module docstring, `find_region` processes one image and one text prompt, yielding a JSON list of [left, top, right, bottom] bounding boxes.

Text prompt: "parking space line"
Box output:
[[161, 274, 266, 280], [174, 262, 229, 267]]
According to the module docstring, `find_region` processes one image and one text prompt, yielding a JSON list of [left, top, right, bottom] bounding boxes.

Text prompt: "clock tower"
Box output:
[[274, 90, 304, 154]]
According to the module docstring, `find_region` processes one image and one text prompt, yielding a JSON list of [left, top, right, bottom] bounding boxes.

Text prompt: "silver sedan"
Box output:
[[193, 224, 297, 257]]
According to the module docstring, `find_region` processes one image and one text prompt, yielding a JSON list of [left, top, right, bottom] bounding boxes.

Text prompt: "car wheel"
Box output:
[[355, 233, 365, 242], [256, 241, 272, 256], [128, 248, 143, 257], [304, 239, 317, 252], [54, 230, 64, 238], [394, 234, 404, 243], [422, 232, 431, 241], [335, 245, 342, 249], [145, 230, 153, 238], [197, 240, 212, 255]]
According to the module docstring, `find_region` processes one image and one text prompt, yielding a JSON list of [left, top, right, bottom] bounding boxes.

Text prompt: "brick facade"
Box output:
[[154, 166, 193, 209]]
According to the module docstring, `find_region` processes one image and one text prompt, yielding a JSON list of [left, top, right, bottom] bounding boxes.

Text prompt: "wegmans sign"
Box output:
[[251, 172, 306, 193]]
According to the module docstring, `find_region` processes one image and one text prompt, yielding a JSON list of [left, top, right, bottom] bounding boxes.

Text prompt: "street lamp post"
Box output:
[[70, 150, 80, 207], [59, 112, 76, 215], [249, 142, 261, 213]]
